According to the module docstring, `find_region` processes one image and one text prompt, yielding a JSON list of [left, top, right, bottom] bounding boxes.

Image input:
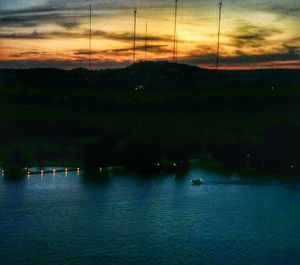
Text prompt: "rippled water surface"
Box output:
[[0, 168, 300, 265]]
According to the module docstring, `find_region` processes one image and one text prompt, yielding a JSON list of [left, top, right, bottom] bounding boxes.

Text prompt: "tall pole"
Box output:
[[173, 0, 178, 62], [89, 4, 92, 70], [175, 31, 178, 62], [133, 8, 137, 63], [145, 20, 148, 61], [216, 0, 223, 70]]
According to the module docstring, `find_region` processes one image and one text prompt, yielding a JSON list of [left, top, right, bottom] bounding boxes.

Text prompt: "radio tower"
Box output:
[[133, 8, 137, 63], [89, 4, 92, 70], [175, 31, 179, 62], [216, 0, 223, 70], [145, 20, 148, 61], [173, 0, 178, 62]]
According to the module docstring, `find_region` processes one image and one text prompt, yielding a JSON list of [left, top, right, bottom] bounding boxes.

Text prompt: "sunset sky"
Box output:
[[0, 0, 299, 69]]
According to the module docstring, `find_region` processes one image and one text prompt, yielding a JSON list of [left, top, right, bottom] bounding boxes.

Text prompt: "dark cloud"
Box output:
[[267, 5, 300, 17], [0, 3, 140, 30], [0, 6, 57, 16], [0, 31, 49, 39], [89, 30, 173, 42], [0, 29, 173, 44], [73, 45, 168, 56], [227, 21, 283, 48], [10, 51, 49, 58], [0, 59, 131, 70], [180, 43, 299, 67], [0, 15, 40, 28], [57, 21, 81, 29], [74, 50, 101, 55], [108, 45, 168, 53], [0, 8, 84, 29]]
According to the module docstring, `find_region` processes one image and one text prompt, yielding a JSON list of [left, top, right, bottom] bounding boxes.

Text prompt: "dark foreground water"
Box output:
[[0, 167, 300, 265]]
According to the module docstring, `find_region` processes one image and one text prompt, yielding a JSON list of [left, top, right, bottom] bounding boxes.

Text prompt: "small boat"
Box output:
[[191, 178, 203, 185]]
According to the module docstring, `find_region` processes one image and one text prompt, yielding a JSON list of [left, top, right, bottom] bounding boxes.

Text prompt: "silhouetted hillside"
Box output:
[[1, 61, 300, 177], [1, 61, 300, 91]]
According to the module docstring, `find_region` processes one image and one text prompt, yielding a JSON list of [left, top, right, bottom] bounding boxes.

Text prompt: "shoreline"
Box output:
[[2, 156, 299, 181]]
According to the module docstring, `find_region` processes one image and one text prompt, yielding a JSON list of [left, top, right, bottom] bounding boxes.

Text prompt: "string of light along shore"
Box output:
[[88, 0, 223, 70]]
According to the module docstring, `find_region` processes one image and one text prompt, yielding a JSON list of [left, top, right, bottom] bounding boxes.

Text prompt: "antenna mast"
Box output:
[[133, 8, 137, 63], [89, 4, 92, 70], [173, 0, 178, 62], [175, 31, 179, 62], [216, 0, 223, 70], [145, 20, 148, 61]]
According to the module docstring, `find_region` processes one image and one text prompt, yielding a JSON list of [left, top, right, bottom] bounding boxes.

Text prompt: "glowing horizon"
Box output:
[[0, 0, 299, 70]]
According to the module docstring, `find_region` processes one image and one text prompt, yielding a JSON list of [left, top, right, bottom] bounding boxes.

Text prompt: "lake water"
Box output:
[[0, 167, 300, 265]]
